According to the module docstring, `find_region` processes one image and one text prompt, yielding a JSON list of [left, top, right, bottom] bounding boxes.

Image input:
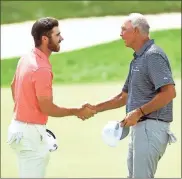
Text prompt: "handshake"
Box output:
[[74, 103, 97, 120]]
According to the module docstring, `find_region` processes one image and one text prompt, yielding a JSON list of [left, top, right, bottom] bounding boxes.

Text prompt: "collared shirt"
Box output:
[[11, 48, 53, 124], [122, 39, 175, 122]]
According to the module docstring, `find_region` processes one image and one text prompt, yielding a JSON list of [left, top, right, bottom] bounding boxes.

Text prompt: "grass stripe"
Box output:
[[1, 29, 181, 87]]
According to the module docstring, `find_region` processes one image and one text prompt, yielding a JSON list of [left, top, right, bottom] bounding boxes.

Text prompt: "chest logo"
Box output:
[[132, 66, 140, 72]]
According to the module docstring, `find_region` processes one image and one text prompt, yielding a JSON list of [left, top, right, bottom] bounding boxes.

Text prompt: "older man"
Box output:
[[7, 17, 96, 178], [84, 13, 176, 178]]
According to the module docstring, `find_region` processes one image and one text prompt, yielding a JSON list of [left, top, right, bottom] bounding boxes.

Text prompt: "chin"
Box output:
[[53, 47, 60, 52], [125, 42, 131, 48], [57, 45, 60, 52]]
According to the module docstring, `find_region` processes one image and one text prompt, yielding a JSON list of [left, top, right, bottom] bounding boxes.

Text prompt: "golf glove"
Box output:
[[7, 120, 24, 145]]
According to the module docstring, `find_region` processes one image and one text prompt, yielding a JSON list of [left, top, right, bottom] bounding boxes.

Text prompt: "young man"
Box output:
[[7, 17, 96, 178], [84, 13, 176, 178]]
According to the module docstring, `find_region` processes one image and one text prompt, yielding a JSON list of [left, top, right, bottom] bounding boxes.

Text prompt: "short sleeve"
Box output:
[[122, 62, 132, 93], [122, 74, 129, 93], [32, 68, 53, 97], [147, 53, 175, 90]]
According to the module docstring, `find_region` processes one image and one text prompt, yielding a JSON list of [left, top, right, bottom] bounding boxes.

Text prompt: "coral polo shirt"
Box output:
[[11, 48, 53, 124]]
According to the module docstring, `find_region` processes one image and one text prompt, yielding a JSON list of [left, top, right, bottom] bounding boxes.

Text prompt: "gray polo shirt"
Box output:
[[122, 39, 175, 122]]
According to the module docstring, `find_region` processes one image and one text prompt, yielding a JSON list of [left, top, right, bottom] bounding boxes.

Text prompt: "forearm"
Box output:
[[95, 92, 127, 113], [141, 90, 175, 116], [41, 103, 78, 117]]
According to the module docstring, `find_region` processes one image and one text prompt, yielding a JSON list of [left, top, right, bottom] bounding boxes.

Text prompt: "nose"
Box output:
[[120, 31, 123, 38], [60, 36, 64, 41]]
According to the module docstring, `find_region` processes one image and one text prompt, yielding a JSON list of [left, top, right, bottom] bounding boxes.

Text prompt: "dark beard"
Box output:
[[48, 38, 60, 52]]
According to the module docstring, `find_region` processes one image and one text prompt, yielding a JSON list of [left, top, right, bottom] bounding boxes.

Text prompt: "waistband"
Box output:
[[138, 116, 170, 123], [13, 118, 46, 127], [11, 119, 47, 136]]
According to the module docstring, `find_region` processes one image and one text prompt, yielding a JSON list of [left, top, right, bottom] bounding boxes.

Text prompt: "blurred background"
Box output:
[[1, 1, 181, 178], [1, 1, 181, 24]]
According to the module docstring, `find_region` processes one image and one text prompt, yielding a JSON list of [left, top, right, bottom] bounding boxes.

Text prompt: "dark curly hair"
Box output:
[[31, 17, 59, 47]]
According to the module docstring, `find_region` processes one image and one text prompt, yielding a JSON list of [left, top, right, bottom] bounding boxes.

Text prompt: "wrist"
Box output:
[[139, 107, 146, 116], [69, 108, 79, 116], [95, 104, 101, 113], [136, 108, 144, 118]]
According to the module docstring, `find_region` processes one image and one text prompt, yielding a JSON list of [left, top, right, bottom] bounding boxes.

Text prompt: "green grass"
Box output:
[[1, 1, 181, 24], [1, 29, 181, 87], [1, 81, 181, 178]]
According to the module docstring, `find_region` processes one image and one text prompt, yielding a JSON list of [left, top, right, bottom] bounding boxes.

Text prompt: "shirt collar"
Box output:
[[133, 39, 154, 58], [33, 47, 49, 61]]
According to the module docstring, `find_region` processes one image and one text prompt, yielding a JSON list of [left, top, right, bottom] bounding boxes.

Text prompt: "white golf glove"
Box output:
[[7, 131, 23, 144], [7, 120, 23, 145]]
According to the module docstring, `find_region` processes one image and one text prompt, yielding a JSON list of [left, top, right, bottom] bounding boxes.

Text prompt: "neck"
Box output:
[[37, 46, 52, 58], [132, 37, 150, 53]]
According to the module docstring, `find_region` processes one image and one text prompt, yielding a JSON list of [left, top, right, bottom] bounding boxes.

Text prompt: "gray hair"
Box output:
[[127, 13, 150, 35]]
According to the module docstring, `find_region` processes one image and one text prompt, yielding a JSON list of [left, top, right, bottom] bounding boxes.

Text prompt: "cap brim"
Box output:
[[114, 122, 130, 140], [120, 126, 130, 140]]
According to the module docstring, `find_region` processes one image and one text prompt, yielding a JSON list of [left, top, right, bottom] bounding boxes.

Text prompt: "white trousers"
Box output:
[[7, 119, 50, 178]]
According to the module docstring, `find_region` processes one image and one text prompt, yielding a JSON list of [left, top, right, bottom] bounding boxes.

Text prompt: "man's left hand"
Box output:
[[121, 108, 143, 127]]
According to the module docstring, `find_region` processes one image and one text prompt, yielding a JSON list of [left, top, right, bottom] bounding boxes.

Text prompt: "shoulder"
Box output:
[[20, 51, 51, 71], [32, 67, 53, 83], [145, 44, 169, 62], [34, 67, 53, 76]]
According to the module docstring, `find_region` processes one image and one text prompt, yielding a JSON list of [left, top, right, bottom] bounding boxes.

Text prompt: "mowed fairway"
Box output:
[[1, 80, 181, 178]]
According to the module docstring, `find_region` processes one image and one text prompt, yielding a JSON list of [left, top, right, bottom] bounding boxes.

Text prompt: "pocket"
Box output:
[[144, 121, 169, 156], [23, 125, 43, 145], [13, 125, 42, 152]]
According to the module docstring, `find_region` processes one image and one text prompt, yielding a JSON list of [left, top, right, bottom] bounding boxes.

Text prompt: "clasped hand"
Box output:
[[75, 103, 96, 120]]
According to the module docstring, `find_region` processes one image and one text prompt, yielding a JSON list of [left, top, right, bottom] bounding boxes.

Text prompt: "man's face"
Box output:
[[47, 26, 63, 52], [120, 21, 138, 48]]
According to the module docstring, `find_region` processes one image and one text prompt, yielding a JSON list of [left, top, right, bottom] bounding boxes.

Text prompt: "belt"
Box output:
[[138, 116, 169, 123]]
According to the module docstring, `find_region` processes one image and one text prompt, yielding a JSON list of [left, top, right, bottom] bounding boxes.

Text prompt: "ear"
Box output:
[[41, 35, 48, 43], [134, 27, 140, 34]]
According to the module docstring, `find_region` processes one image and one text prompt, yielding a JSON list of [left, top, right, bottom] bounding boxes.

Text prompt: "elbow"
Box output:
[[37, 97, 53, 116], [40, 106, 50, 115], [118, 96, 127, 107], [39, 104, 51, 115], [172, 89, 176, 99], [162, 85, 176, 100], [168, 88, 176, 101]]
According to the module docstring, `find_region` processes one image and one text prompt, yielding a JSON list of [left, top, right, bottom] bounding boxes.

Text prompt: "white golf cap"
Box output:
[[102, 121, 130, 147], [46, 129, 58, 152]]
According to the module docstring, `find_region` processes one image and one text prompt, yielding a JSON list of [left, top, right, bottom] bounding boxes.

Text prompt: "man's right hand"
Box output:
[[82, 103, 96, 111], [75, 105, 97, 120]]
